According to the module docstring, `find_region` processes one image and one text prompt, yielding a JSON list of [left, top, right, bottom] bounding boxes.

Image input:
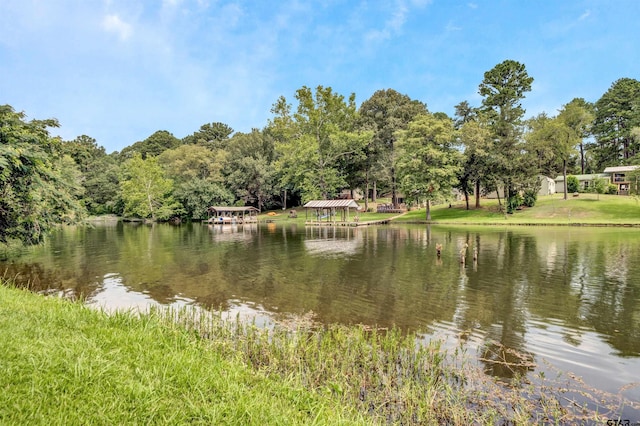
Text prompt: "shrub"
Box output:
[[506, 193, 523, 214], [522, 189, 537, 207], [606, 184, 618, 195], [566, 175, 579, 193]]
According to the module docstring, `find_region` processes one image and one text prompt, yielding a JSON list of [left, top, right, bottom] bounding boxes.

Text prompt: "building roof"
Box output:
[[303, 200, 360, 209], [554, 173, 608, 182], [603, 165, 640, 173], [208, 206, 259, 213]]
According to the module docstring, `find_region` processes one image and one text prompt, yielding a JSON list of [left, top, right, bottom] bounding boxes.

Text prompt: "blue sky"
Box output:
[[1, 0, 639, 154]]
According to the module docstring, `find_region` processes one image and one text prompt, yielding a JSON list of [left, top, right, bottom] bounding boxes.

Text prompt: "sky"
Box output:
[[1, 0, 639, 154]]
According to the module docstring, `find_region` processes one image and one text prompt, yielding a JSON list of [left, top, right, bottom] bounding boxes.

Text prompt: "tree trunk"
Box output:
[[364, 177, 369, 212], [373, 181, 377, 202], [464, 189, 469, 210], [580, 143, 585, 174], [563, 160, 568, 200], [426, 200, 431, 221], [391, 166, 397, 207], [475, 180, 481, 208], [495, 182, 504, 218]]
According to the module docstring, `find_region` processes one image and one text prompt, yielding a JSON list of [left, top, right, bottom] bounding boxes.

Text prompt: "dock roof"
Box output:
[[303, 200, 360, 209], [208, 206, 259, 213]]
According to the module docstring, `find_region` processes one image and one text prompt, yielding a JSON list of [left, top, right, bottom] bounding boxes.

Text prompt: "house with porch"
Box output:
[[603, 165, 639, 195]]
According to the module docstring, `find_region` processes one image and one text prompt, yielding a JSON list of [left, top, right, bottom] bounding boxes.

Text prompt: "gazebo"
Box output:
[[303, 200, 360, 225], [207, 206, 259, 224]]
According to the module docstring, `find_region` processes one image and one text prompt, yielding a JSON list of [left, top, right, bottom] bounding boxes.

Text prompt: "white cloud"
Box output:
[[102, 14, 133, 41], [579, 9, 591, 21], [446, 21, 462, 32], [364, 1, 408, 42]]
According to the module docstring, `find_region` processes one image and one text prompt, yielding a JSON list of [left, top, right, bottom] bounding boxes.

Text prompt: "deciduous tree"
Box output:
[[0, 105, 85, 245], [359, 89, 427, 207], [158, 144, 230, 218], [558, 98, 594, 174], [270, 86, 370, 201], [395, 114, 461, 220], [119, 153, 182, 220], [225, 129, 277, 211]]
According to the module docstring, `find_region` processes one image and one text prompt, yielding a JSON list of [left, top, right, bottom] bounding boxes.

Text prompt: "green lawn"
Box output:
[[394, 194, 640, 225], [260, 194, 640, 226]]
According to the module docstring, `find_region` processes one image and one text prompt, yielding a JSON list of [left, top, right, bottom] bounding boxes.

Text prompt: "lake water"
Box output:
[[3, 222, 639, 418]]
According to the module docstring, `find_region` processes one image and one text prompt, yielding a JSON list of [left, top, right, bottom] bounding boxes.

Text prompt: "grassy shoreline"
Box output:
[[257, 194, 640, 228], [3, 284, 635, 424]]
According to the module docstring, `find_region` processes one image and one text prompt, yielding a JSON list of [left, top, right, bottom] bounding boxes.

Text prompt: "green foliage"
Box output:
[[358, 89, 427, 206], [119, 154, 182, 220], [566, 175, 579, 193], [591, 177, 607, 200], [522, 189, 537, 207], [592, 78, 640, 168], [182, 122, 234, 149], [62, 135, 120, 215], [506, 193, 523, 214], [458, 116, 494, 208], [606, 184, 618, 195], [174, 179, 233, 219], [158, 145, 231, 218], [119, 130, 181, 160], [479, 60, 536, 208], [395, 114, 462, 220], [0, 105, 85, 245], [270, 86, 370, 202], [558, 98, 594, 174], [225, 130, 277, 210]]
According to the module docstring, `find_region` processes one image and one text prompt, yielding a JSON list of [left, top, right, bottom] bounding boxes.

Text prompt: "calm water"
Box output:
[[3, 222, 640, 416]]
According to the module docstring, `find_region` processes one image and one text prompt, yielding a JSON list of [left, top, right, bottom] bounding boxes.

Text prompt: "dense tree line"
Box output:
[[2, 60, 639, 246]]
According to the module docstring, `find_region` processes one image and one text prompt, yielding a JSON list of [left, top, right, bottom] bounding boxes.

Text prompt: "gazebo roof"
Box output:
[[303, 200, 360, 209]]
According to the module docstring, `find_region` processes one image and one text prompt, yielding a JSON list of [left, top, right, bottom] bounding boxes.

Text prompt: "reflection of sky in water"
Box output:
[[88, 273, 274, 330], [88, 273, 192, 312], [303, 238, 362, 257], [207, 224, 258, 243], [425, 318, 640, 419]]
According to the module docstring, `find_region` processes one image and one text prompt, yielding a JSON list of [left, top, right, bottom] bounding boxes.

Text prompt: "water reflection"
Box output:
[[304, 226, 363, 257], [2, 223, 640, 409]]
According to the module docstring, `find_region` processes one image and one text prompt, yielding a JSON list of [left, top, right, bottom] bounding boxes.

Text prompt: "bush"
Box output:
[[522, 189, 537, 207], [566, 175, 579, 193], [506, 193, 523, 214], [606, 184, 618, 195]]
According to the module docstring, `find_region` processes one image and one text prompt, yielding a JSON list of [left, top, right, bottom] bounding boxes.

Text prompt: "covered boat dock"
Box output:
[[207, 206, 259, 224], [303, 199, 361, 226]]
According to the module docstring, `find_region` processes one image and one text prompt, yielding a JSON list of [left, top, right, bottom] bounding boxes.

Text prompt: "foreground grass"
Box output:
[[0, 285, 366, 425], [395, 194, 640, 225], [2, 284, 634, 424]]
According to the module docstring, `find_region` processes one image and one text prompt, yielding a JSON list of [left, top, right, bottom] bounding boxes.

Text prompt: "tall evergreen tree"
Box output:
[[479, 60, 534, 213], [592, 78, 640, 169]]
